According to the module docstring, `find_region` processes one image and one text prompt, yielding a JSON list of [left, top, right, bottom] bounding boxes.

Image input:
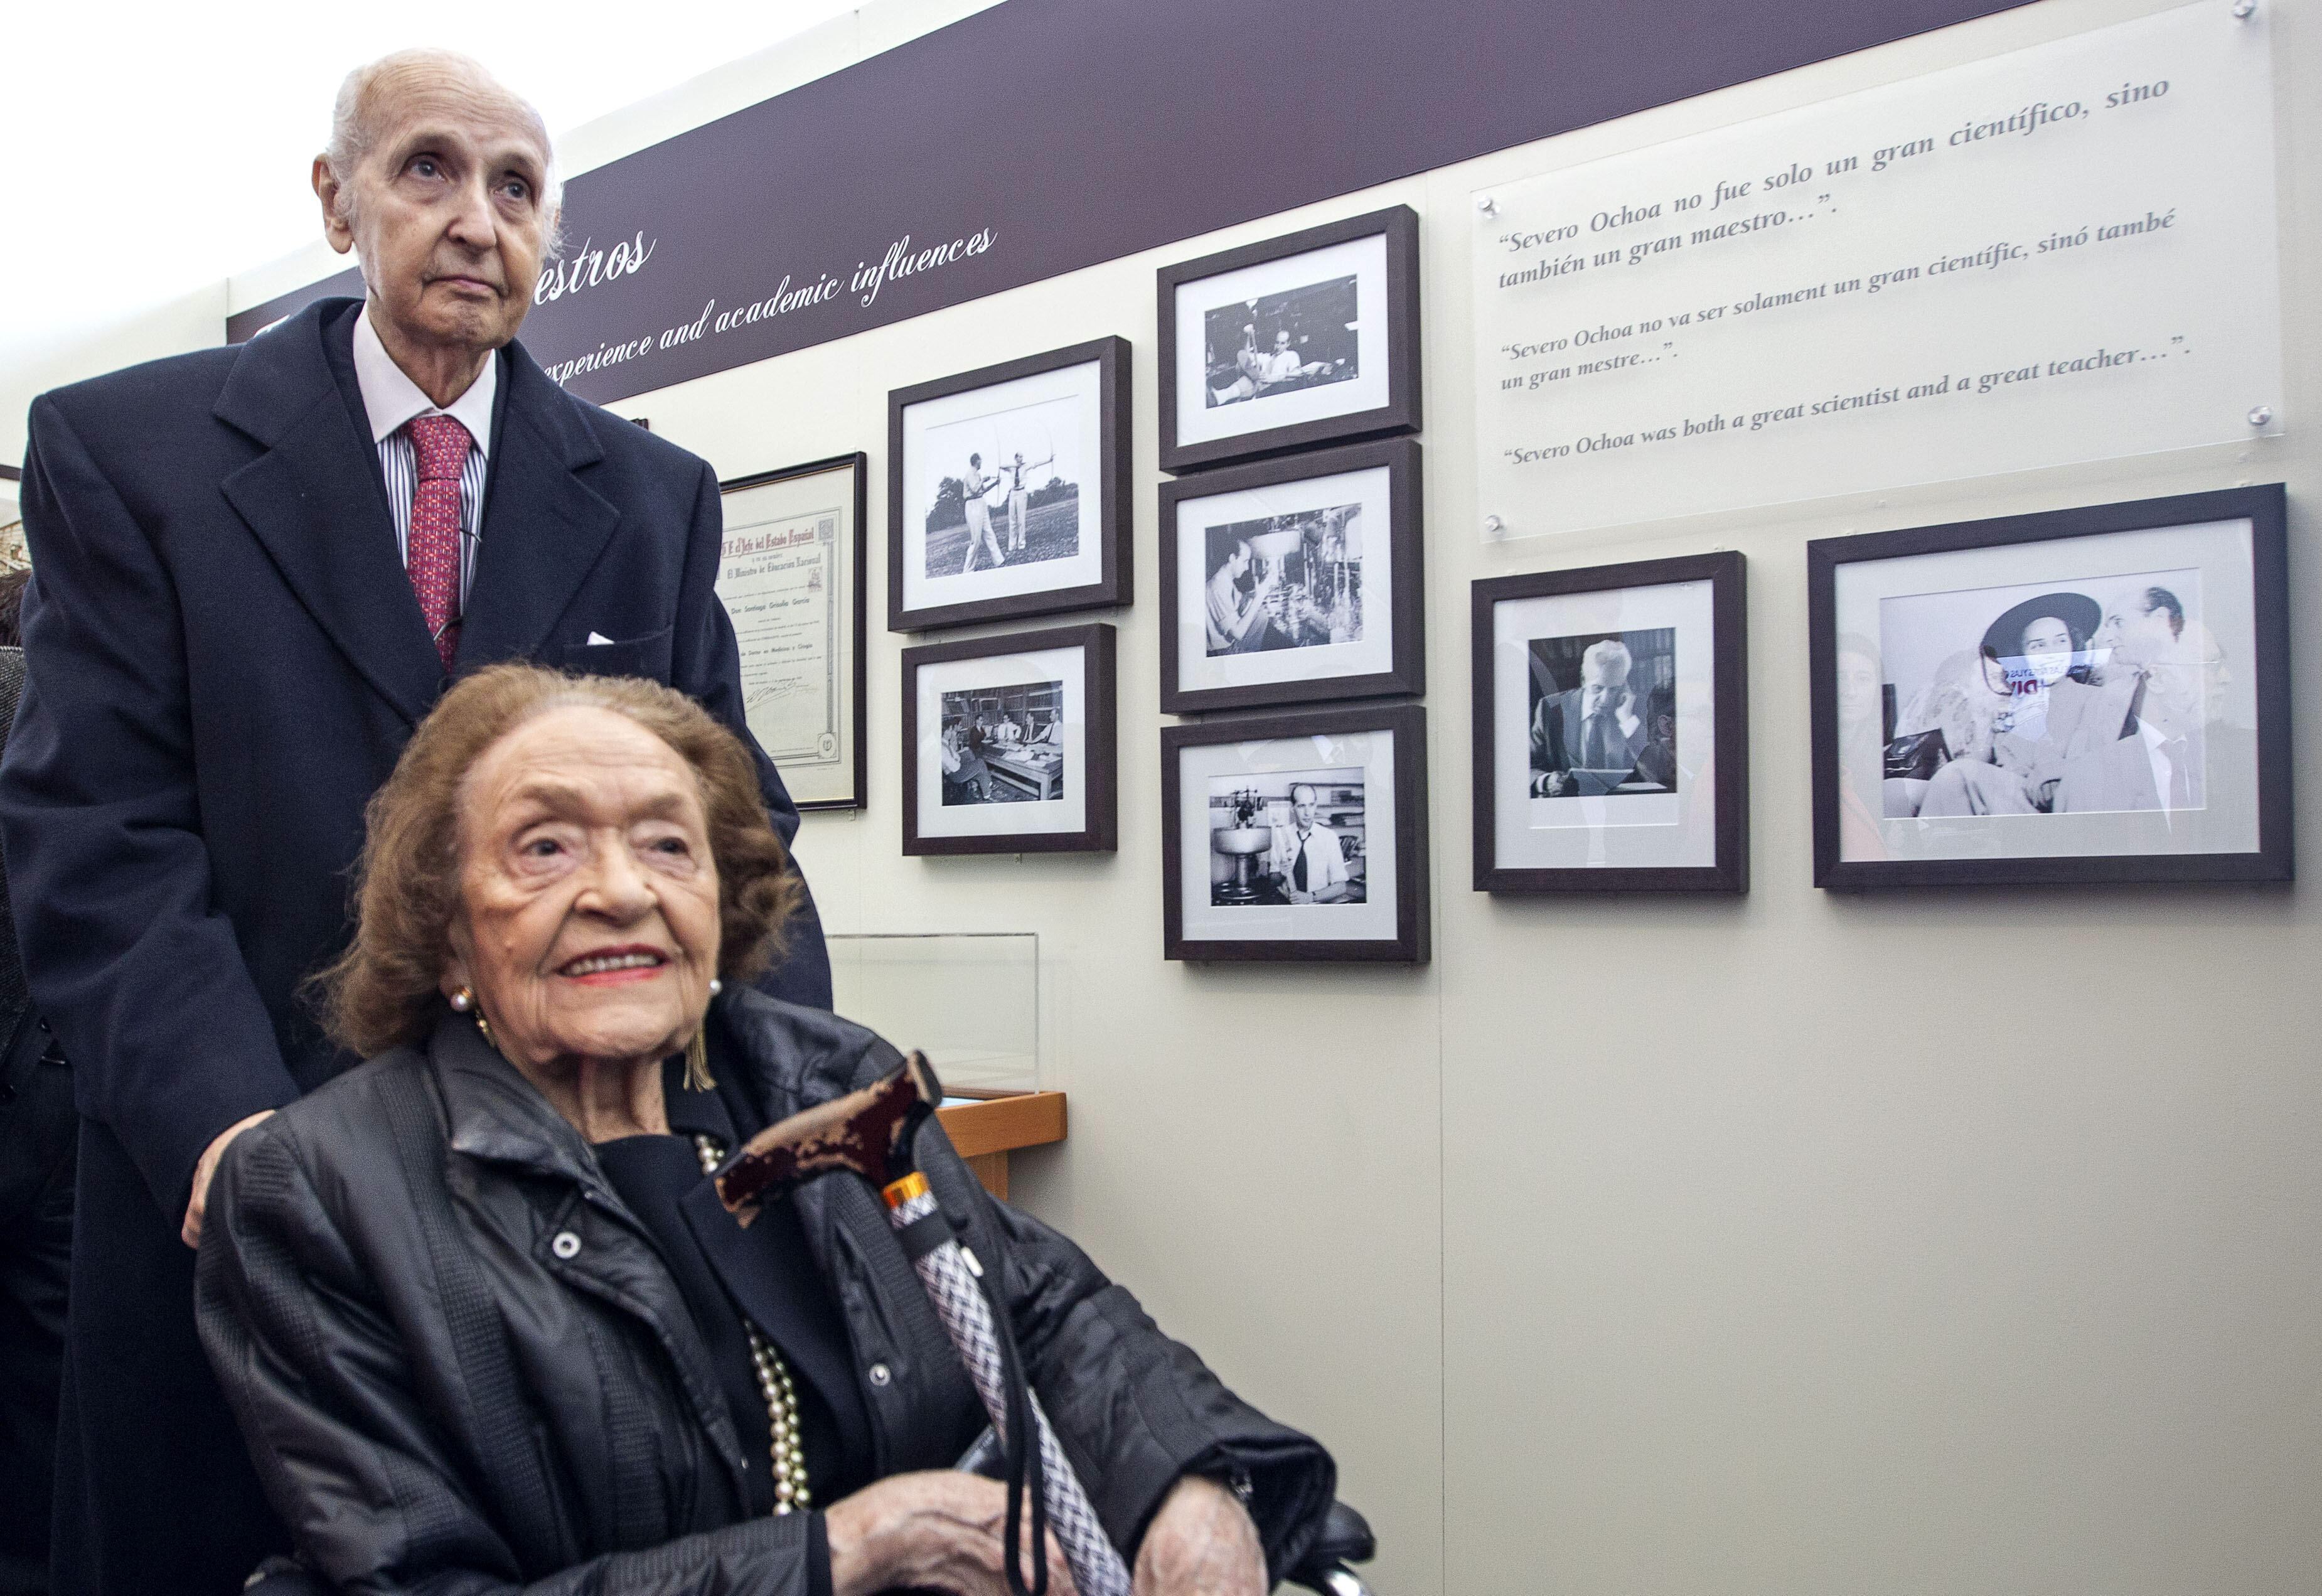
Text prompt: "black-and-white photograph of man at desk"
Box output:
[[903, 623, 1116, 856], [1526, 629, 1678, 800]]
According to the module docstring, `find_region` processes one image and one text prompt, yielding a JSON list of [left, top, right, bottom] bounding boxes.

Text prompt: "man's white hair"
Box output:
[[1580, 638, 1632, 684], [323, 48, 564, 253]]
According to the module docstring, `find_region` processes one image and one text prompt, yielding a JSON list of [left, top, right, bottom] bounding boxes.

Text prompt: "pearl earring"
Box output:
[[708, 977, 723, 997], [449, 987, 474, 1012]]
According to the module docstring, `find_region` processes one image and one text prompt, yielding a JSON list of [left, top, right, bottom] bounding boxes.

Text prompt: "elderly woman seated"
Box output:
[[195, 665, 1332, 1595]]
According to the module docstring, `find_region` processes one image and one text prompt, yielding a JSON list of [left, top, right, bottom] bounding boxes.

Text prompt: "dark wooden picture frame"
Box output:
[[1157, 205, 1421, 474], [1158, 437, 1425, 714], [901, 622, 1117, 855], [1161, 704, 1429, 963], [887, 336, 1131, 633], [717, 452, 867, 813], [1807, 485, 2292, 889], [1470, 552, 1749, 894]]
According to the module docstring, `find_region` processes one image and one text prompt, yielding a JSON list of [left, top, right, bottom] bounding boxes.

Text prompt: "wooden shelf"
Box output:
[[936, 1091, 1066, 1199]]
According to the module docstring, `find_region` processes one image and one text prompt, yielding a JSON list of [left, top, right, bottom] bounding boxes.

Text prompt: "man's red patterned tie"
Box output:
[[405, 414, 470, 670]]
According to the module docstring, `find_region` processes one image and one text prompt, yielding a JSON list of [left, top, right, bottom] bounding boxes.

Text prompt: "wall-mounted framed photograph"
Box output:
[[1161, 704, 1428, 963], [901, 622, 1116, 855], [889, 336, 1131, 632], [1159, 438, 1424, 714], [1157, 205, 1420, 474], [1808, 485, 2291, 889], [1471, 552, 1748, 894], [716, 452, 867, 811]]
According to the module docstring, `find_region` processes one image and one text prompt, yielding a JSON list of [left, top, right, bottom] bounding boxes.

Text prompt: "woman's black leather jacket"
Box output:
[[196, 993, 1333, 1595]]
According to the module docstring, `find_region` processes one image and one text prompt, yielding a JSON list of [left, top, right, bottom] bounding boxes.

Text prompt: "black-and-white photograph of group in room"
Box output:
[[938, 680, 1067, 806], [902, 623, 1116, 856], [1202, 276, 1359, 408], [1160, 439, 1424, 713], [1810, 486, 2291, 888], [1159, 206, 1420, 473], [1472, 552, 1748, 895], [1526, 630, 1678, 800], [1207, 773, 1366, 906], [889, 338, 1130, 632], [1162, 704, 1428, 963]]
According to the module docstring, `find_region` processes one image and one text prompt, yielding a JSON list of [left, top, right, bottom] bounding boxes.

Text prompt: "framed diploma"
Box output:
[[715, 453, 867, 811]]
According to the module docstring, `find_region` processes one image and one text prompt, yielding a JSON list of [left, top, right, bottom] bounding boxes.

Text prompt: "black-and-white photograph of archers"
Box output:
[[1472, 552, 1747, 893], [937, 680, 1067, 807], [902, 623, 1116, 856], [1201, 275, 1359, 409], [1161, 439, 1423, 712], [1159, 206, 1420, 473], [1810, 486, 2290, 887], [921, 406, 1079, 579], [1162, 704, 1428, 963], [889, 338, 1128, 631]]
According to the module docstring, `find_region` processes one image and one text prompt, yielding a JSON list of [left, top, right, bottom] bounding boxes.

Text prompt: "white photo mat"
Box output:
[[1171, 233, 1392, 451], [1171, 463, 1396, 696], [899, 360, 1107, 618], [1492, 577, 1718, 870], [1829, 516, 2260, 863], [715, 465, 855, 807], [1175, 727, 1401, 945], [912, 641, 1090, 840]]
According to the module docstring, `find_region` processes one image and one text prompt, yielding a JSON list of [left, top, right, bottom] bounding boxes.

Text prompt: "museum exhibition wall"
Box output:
[[18, 0, 2317, 1590]]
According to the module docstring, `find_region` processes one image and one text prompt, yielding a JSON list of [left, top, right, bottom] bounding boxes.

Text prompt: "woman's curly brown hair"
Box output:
[[313, 663, 799, 1058]]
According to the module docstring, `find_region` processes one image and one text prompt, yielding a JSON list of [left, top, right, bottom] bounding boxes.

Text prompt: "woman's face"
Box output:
[[1838, 650, 1880, 725], [2018, 615, 2075, 688], [444, 706, 722, 1071]]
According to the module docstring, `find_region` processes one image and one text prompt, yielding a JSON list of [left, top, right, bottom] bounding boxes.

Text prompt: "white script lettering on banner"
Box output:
[[1471, 3, 2283, 539], [534, 232, 658, 305]]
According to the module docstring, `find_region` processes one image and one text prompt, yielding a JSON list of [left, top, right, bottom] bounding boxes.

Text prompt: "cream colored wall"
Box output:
[[617, 1, 2321, 1591]]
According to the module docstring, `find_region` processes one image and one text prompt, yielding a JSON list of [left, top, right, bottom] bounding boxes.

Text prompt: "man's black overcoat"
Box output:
[[0, 297, 833, 1595]]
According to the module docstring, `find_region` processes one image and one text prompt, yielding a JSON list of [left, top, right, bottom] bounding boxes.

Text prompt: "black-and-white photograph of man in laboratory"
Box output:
[[1202, 504, 1363, 656], [1526, 629, 1679, 799], [1202, 276, 1359, 408], [1207, 770, 1366, 907], [938, 679, 1067, 806], [1876, 570, 2220, 819]]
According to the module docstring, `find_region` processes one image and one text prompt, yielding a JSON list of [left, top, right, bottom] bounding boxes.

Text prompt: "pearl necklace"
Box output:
[[692, 1134, 810, 1514]]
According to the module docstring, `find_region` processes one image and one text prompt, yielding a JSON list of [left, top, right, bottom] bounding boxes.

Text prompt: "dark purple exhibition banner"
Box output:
[[230, 0, 2034, 404]]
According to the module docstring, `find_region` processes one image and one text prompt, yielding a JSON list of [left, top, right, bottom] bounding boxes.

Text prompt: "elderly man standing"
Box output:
[[0, 51, 830, 1595]]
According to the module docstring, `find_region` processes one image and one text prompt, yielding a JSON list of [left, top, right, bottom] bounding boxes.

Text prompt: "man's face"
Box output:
[[1291, 787, 1317, 830], [323, 77, 552, 358], [1580, 659, 1621, 716], [1275, 331, 1292, 351], [2096, 592, 2177, 671]]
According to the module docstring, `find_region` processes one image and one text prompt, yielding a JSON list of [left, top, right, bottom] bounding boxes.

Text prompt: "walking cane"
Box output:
[[709, 1054, 1132, 1596]]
